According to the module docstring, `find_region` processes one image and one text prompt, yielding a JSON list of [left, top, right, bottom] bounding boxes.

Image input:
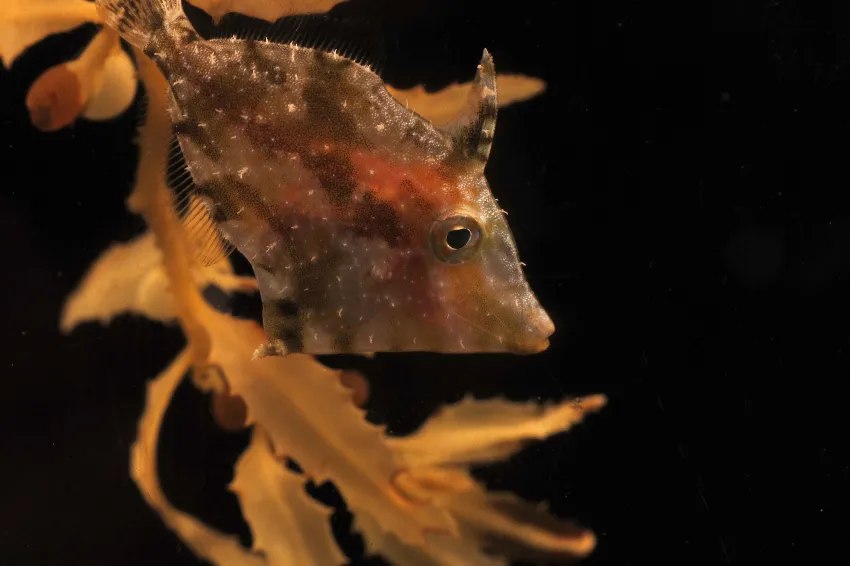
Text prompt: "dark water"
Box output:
[[1, 1, 849, 564]]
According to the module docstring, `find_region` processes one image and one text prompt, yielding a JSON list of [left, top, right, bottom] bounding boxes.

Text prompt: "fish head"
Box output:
[[410, 48, 553, 353], [415, 173, 555, 354]]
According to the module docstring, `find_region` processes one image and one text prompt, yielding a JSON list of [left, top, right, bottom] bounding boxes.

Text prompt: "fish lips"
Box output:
[[505, 308, 556, 354]]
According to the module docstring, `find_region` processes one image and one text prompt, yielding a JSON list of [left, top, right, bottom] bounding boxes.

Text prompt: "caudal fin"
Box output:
[[96, 0, 186, 49]]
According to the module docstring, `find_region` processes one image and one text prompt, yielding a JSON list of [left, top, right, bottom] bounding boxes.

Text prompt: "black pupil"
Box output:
[[446, 227, 471, 250]]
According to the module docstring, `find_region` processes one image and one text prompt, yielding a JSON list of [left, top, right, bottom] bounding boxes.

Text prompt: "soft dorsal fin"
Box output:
[[208, 12, 386, 75], [166, 135, 235, 267], [446, 49, 498, 167]]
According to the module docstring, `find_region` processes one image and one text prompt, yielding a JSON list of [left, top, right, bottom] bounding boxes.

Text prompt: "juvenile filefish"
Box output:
[[97, 0, 555, 356]]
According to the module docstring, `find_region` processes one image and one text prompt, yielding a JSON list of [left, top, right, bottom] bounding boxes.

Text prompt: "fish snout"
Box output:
[[507, 305, 555, 354]]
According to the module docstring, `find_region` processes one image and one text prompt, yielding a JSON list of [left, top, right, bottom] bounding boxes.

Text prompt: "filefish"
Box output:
[[97, 0, 555, 356]]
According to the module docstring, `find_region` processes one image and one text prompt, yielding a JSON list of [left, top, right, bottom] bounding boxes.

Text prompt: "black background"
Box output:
[[2, 1, 849, 564]]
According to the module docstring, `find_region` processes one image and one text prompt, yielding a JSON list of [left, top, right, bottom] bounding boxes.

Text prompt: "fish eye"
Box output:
[[430, 214, 484, 263], [446, 227, 471, 250]]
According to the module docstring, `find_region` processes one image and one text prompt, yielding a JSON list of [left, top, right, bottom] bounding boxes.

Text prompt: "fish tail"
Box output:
[[96, 0, 188, 50]]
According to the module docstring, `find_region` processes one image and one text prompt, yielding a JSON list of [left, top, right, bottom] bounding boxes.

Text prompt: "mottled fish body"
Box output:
[[97, 0, 555, 356]]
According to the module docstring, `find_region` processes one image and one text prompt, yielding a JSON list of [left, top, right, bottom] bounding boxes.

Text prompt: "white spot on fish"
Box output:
[[237, 167, 248, 179], [337, 308, 344, 317], [376, 123, 385, 132], [287, 103, 297, 113]]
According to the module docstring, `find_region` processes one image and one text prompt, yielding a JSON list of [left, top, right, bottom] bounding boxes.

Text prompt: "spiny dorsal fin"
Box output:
[[446, 49, 498, 167], [208, 12, 385, 75], [166, 135, 235, 267]]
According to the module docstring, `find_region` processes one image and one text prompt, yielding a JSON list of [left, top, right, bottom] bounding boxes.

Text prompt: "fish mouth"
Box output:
[[506, 309, 555, 354]]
